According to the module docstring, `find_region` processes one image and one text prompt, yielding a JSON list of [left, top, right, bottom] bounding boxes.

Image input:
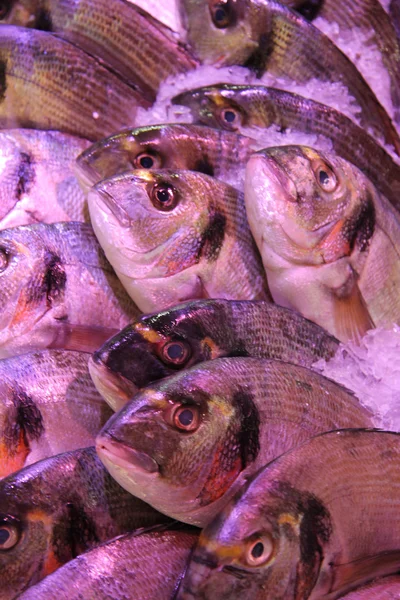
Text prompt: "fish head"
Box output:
[[88, 169, 233, 310], [178, 478, 330, 599], [172, 85, 250, 132], [89, 299, 236, 411], [75, 124, 223, 190], [0, 469, 69, 598], [96, 360, 261, 525], [179, 0, 267, 67], [0, 0, 43, 27], [245, 145, 374, 267], [0, 226, 67, 356]]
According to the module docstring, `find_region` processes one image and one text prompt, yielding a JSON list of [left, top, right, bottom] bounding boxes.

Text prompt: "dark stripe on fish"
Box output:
[[233, 390, 260, 466], [197, 208, 226, 263], [244, 33, 273, 77], [43, 251, 67, 304], [16, 153, 35, 200], [353, 196, 376, 254], [295, 0, 322, 21], [65, 502, 100, 559], [0, 59, 6, 101], [194, 156, 215, 177], [35, 8, 53, 32], [5, 389, 44, 454]]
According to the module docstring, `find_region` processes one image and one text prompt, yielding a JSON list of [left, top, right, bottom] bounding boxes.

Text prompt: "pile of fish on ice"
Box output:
[[1, 0, 400, 598]]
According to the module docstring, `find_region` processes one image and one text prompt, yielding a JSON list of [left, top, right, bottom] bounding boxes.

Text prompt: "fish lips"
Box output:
[[96, 433, 159, 475], [88, 354, 138, 412]]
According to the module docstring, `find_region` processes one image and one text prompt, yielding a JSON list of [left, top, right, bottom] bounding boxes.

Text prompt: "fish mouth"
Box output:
[[88, 355, 138, 412], [96, 434, 159, 474], [90, 186, 133, 228]]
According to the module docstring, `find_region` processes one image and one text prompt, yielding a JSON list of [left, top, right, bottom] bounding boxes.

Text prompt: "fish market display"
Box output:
[[0, 129, 90, 229], [88, 169, 269, 311], [0, 446, 172, 599], [0, 222, 140, 358], [0, 350, 112, 478], [179, 0, 400, 152], [0, 0, 197, 103], [75, 123, 257, 192], [18, 528, 199, 599], [178, 429, 400, 599], [172, 84, 400, 210], [89, 299, 339, 411], [96, 357, 372, 526], [0, 25, 150, 140], [245, 145, 400, 342]]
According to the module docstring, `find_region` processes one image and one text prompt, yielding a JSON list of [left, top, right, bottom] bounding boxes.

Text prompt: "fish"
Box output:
[[0, 446, 172, 599], [171, 84, 400, 212], [0, 222, 140, 359], [0, 129, 90, 229], [390, 0, 400, 42], [177, 429, 400, 600], [89, 299, 339, 412], [96, 357, 372, 527], [0, 349, 113, 478], [244, 145, 400, 342], [0, 25, 150, 141], [337, 576, 400, 599], [178, 0, 400, 154], [88, 169, 270, 312], [17, 527, 199, 600], [0, 0, 197, 103], [75, 123, 257, 192]]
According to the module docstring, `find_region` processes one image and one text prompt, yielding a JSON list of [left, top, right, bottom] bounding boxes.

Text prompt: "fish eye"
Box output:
[[160, 340, 191, 366], [0, 0, 11, 19], [218, 107, 241, 131], [209, 0, 234, 28], [0, 517, 21, 551], [314, 163, 338, 193], [150, 183, 178, 211], [0, 248, 9, 272], [133, 152, 161, 170], [245, 534, 275, 567], [173, 405, 201, 432]]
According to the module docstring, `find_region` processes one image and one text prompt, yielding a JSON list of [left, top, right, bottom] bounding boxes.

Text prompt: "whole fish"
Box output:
[[88, 169, 269, 312], [0, 350, 113, 478], [244, 145, 400, 342], [338, 576, 400, 599], [171, 84, 400, 211], [17, 528, 199, 600], [0, 222, 140, 358], [0, 129, 90, 229], [0, 446, 172, 599], [0, 26, 150, 141], [178, 0, 400, 153], [75, 123, 257, 192], [178, 430, 400, 600], [0, 0, 197, 103], [89, 299, 339, 412], [96, 357, 372, 526]]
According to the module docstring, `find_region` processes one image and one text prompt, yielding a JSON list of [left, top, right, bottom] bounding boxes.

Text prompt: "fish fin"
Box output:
[[328, 551, 400, 598], [334, 283, 375, 343], [48, 323, 119, 353]]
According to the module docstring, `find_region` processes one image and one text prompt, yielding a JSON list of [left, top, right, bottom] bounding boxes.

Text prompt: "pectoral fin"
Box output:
[[334, 283, 375, 343]]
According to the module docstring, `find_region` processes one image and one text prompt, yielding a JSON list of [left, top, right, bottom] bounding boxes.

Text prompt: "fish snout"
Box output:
[[88, 355, 138, 412], [96, 433, 159, 474]]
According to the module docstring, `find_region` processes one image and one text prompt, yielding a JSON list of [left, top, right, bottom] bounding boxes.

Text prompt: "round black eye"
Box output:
[[319, 171, 329, 185], [172, 405, 200, 431], [245, 534, 274, 567], [0, 518, 20, 551], [178, 409, 194, 426], [315, 164, 338, 193], [251, 542, 264, 559], [209, 0, 233, 28], [219, 107, 241, 131], [0, 0, 11, 19], [150, 183, 178, 211], [223, 110, 236, 123], [0, 248, 9, 272], [161, 340, 191, 365], [139, 155, 154, 168], [134, 152, 161, 170]]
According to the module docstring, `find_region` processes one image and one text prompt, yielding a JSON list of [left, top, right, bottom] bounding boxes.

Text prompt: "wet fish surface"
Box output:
[[178, 429, 400, 599], [0, 446, 172, 599], [0, 0, 197, 103], [337, 576, 400, 599], [89, 299, 339, 411], [0, 222, 140, 358], [88, 169, 270, 312], [0, 129, 90, 229], [96, 357, 372, 526], [75, 123, 257, 192], [179, 0, 400, 153], [0, 349, 112, 478], [0, 25, 150, 140], [17, 528, 199, 599], [245, 145, 400, 342], [172, 84, 400, 211]]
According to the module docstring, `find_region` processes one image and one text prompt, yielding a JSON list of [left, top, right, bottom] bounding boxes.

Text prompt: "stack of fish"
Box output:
[[0, 0, 400, 598]]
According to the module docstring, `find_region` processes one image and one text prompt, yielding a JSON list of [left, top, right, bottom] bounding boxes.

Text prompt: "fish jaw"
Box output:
[[88, 354, 138, 412]]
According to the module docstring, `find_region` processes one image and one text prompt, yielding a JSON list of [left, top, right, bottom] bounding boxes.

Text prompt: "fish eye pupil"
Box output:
[[166, 343, 185, 360], [319, 170, 330, 186], [251, 542, 264, 559], [0, 529, 10, 545], [156, 187, 171, 203], [178, 409, 194, 426], [215, 6, 227, 21], [139, 155, 154, 169], [223, 110, 236, 123]]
